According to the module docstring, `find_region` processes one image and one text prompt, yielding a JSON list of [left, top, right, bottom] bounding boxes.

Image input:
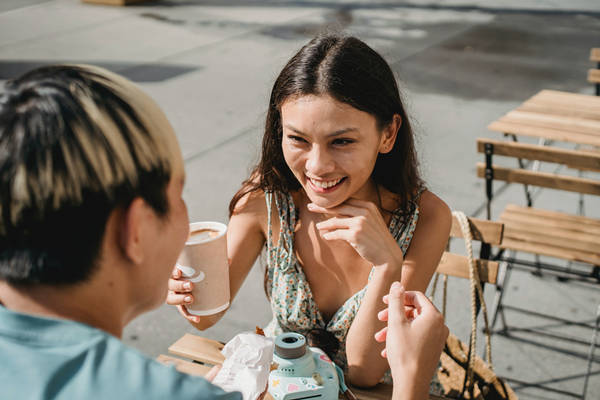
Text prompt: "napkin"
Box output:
[[212, 332, 274, 400]]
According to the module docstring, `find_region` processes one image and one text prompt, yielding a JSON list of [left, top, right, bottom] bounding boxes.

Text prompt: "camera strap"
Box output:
[[335, 364, 358, 400]]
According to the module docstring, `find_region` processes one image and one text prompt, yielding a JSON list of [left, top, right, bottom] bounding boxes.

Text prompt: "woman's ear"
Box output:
[[379, 114, 401, 154]]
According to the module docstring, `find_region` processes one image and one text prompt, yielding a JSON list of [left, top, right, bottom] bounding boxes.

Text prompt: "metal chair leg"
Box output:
[[581, 304, 600, 400], [491, 257, 513, 331]]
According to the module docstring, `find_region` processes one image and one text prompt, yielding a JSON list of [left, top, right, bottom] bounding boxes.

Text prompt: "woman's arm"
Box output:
[[167, 191, 268, 330], [344, 191, 451, 387]]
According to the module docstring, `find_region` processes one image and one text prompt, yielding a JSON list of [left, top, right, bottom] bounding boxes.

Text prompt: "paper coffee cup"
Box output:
[[176, 221, 230, 316]]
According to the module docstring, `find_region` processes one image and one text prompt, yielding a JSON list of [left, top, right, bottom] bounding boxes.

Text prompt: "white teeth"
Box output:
[[309, 178, 342, 189]]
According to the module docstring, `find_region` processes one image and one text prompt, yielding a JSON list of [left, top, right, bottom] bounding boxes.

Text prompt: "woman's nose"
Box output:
[[305, 145, 334, 176]]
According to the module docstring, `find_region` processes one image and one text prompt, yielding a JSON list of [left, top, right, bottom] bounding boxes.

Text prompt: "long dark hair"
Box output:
[[230, 33, 422, 216]]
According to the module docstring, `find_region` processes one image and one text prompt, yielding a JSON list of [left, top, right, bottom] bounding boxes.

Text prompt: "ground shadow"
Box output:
[[0, 61, 200, 82]]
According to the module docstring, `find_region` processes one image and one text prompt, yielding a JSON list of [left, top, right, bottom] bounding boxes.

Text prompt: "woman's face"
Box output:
[[281, 94, 397, 208]]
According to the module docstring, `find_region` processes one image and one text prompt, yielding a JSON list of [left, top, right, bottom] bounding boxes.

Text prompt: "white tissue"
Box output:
[[212, 332, 274, 400]]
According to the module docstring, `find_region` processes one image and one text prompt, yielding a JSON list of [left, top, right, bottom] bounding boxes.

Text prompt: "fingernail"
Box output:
[[183, 282, 191, 290], [391, 281, 401, 289], [184, 296, 192, 303], [307, 203, 315, 209]]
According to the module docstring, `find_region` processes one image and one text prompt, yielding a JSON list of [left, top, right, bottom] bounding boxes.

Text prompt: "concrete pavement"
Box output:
[[1, 1, 599, 398]]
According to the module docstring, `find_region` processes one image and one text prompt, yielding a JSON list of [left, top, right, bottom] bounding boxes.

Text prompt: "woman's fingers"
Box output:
[[378, 308, 389, 322], [307, 202, 368, 218], [377, 305, 415, 322], [205, 365, 222, 382], [374, 326, 388, 342], [168, 278, 193, 292], [403, 290, 432, 314], [387, 282, 408, 325], [166, 291, 194, 306], [172, 266, 182, 279], [176, 305, 201, 323], [315, 216, 353, 231], [320, 228, 356, 242]]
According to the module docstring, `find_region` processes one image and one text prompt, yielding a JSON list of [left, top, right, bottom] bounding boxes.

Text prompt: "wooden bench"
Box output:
[[433, 215, 518, 399], [437, 215, 503, 284], [589, 48, 600, 96], [476, 137, 600, 331], [487, 90, 600, 147]]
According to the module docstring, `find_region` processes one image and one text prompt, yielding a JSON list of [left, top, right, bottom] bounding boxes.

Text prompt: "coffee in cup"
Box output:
[[176, 221, 230, 316]]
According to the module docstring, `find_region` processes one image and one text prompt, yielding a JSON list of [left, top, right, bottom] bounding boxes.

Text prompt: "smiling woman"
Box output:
[[168, 33, 451, 392]]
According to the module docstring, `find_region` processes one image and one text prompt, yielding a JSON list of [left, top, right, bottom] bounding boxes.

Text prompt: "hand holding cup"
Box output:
[[167, 222, 230, 324]]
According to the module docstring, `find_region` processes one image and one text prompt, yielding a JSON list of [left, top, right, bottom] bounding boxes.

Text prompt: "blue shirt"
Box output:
[[0, 305, 242, 400]]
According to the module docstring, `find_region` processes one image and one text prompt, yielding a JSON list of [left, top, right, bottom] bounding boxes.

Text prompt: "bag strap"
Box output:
[[452, 211, 494, 386]]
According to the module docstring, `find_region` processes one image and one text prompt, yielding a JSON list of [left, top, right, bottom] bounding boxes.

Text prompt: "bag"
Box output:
[[432, 211, 517, 400]]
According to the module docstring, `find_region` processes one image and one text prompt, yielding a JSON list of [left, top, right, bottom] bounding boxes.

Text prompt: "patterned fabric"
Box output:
[[263, 190, 421, 370]]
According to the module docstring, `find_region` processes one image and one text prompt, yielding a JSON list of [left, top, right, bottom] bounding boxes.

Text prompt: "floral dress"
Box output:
[[262, 191, 421, 363]]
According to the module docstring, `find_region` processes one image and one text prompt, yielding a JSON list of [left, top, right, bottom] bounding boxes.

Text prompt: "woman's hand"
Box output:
[[166, 266, 201, 324], [308, 199, 403, 267], [374, 282, 448, 400]]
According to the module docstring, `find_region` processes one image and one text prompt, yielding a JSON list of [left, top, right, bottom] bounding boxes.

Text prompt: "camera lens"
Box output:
[[275, 333, 307, 359]]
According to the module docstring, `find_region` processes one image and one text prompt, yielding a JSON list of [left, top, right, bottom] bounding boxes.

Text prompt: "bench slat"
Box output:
[[504, 204, 600, 228], [518, 102, 600, 121], [500, 213, 600, 236], [503, 225, 599, 254], [529, 90, 600, 110], [450, 216, 503, 245], [477, 138, 600, 171], [487, 120, 600, 147], [500, 237, 600, 265], [168, 334, 225, 366], [589, 69, 600, 84], [157, 354, 213, 377], [504, 110, 600, 136], [476, 163, 600, 196], [591, 48, 600, 62], [437, 252, 499, 284]]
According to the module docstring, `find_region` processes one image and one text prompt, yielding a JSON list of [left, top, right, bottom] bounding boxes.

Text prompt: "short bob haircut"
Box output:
[[230, 33, 422, 215], [0, 65, 175, 286]]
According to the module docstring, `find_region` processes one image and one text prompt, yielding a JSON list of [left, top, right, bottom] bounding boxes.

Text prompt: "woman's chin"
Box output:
[[304, 192, 346, 209]]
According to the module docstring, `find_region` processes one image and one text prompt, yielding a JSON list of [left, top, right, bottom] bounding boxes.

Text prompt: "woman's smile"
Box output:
[[306, 176, 347, 193]]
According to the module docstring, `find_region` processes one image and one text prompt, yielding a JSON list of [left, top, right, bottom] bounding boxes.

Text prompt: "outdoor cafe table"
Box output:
[[487, 89, 600, 147], [158, 333, 448, 400]]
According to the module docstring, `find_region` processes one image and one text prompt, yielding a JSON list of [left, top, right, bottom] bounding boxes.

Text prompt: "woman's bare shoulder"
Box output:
[[231, 189, 267, 218], [418, 190, 451, 228]]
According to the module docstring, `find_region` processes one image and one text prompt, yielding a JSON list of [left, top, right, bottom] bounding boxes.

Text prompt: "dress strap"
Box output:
[[264, 190, 297, 272], [265, 191, 274, 254]]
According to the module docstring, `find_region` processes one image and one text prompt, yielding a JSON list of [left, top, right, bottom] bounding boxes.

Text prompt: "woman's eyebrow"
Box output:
[[283, 124, 358, 137]]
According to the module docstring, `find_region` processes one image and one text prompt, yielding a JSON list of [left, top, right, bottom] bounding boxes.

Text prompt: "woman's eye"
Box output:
[[288, 135, 307, 143], [332, 138, 354, 146]]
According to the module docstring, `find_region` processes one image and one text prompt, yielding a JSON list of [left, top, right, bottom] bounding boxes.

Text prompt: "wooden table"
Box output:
[[158, 333, 448, 400], [487, 89, 600, 147]]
